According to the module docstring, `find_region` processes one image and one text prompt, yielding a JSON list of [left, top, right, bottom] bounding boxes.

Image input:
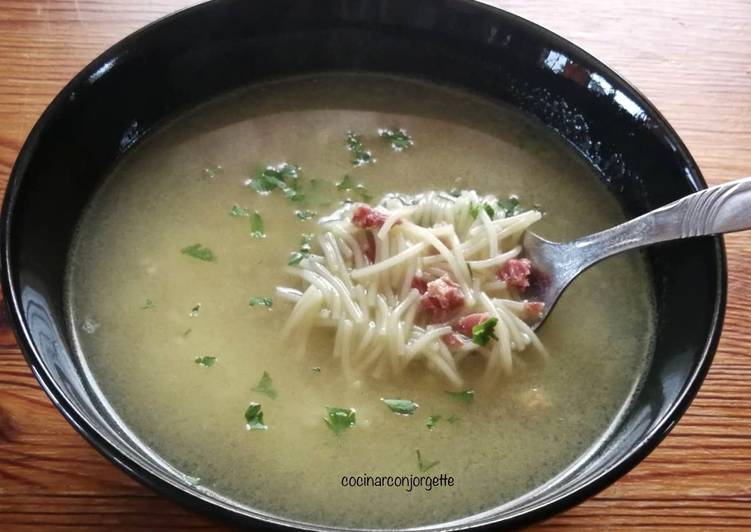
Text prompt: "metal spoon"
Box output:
[[524, 176, 751, 330]]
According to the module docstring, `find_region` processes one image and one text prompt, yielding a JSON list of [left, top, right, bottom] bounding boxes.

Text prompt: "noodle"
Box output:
[[278, 190, 546, 385]]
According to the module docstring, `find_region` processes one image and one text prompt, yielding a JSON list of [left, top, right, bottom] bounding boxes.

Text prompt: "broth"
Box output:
[[67, 75, 654, 528]]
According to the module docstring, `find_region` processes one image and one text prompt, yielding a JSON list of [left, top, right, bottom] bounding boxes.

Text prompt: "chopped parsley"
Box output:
[[288, 234, 314, 266], [469, 202, 496, 220], [249, 296, 273, 308], [416, 450, 439, 472], [182, 328, 192, 337], [283, 187, 305, 203], [230, 204, 250, 217], [181, 244, 216, 262], [189, 303, 201, 317], [312, 367, 321, 373], [250, 211, 265, 239], [448, 188, 463, 198], [447, 415, 460, 424], [445, 388, 475, 405], [382, 398, 419, 415], [288, 251, 307, 266], [249, 163, 304, 202], [202, 165, 223, 180], [288, 252, 306, 265], [472, 317, 499, 346], [324, 406, 356, 435], [378, 127, 413, 151], [194, 355, 216, 367], [251, 371, 278, 400], [345, 131, 375, 166], [336, 175, 355, 191], [249, 173, 281, 194], [426, 415, 441, 430], [497, 196, 524, 217], [295, 209, 316, 221], [244, 402, 268, 430], [141, 298, 155, 310], [336, 174, 373, 203]]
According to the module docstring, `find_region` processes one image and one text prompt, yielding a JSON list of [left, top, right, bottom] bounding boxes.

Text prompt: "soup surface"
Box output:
[[67, 75, 654, 528]]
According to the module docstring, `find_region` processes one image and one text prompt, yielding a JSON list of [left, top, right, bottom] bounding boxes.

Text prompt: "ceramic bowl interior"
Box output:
[[0, 0, 725, 529]]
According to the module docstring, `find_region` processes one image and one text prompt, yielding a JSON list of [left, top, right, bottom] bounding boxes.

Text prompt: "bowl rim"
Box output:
[[0, 0, 727, 529]]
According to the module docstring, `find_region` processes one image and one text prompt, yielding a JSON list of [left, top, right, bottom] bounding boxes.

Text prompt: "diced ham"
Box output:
[[410, 275, 428, 294], [363, 231, 376, 264], [523, 301, 545, 320], [351, 205, 390, 230], [420, 275, 465, 321], [498, 258, 532, 291], [453, 312, 490, 336], [441, 332, 465, 349]]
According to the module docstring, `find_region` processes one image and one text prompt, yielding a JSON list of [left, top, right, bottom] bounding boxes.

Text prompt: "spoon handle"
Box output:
[[571, 176, 751, 266]]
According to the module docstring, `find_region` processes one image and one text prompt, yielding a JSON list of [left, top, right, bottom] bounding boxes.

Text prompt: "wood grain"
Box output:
[[1, 0, 750, 529]]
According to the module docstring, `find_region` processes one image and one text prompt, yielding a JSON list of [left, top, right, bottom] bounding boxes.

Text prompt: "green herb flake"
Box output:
[[277, 163, 300, 181], [312, 367, 321, 373], [336, 175, 355, 191], [447, 415, 460, 424], [141, 298, 155, 310], [426, 415, 441, 430], [448, 188, 464, 198], [295, 209, 316, 221], [345, 131, 375, 167], [497, 196, 523, 217], [251, 371, 278, 400], [472, 317, 499, 346], [445, 388, 475, 405], [283, 185, 305, 203], [324, 406, 356, 435], [288, 251, 307, 266], [194, 355, 217, 367], [378, 127, 414, 151], [249, 296, 273, 308], [181, 244, 216, 262], [382, 398, 419, 415], [182, 328, 192, 337], [250, 211, 266, 239], [249, 163, 304, 202], [337, 175, 373, 203], [189, 303, 202, 317], [288, 234, 314, 266], [203, 165, 223, 180], [416, 450, 440, 473], [469, 202, 496, 220], [230, 204, 250, 217], [244, 402, 268, 430], [249, 173, 281, 194]]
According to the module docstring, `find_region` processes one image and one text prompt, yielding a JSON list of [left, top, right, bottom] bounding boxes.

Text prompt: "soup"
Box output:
[[66, 75, 654, 528]]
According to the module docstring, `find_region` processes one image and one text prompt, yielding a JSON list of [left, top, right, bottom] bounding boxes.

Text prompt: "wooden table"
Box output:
[[1, 0, 749, 529]]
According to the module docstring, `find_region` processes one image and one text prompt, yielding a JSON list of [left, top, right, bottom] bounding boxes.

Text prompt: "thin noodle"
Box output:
[[278, 190, 547, 385]]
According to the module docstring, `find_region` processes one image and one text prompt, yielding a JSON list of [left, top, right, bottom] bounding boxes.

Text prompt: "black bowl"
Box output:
[[0, 0, 725, 529]]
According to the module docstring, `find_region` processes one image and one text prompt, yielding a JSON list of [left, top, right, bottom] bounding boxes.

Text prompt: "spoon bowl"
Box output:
[[525, 176, 751, 330]]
